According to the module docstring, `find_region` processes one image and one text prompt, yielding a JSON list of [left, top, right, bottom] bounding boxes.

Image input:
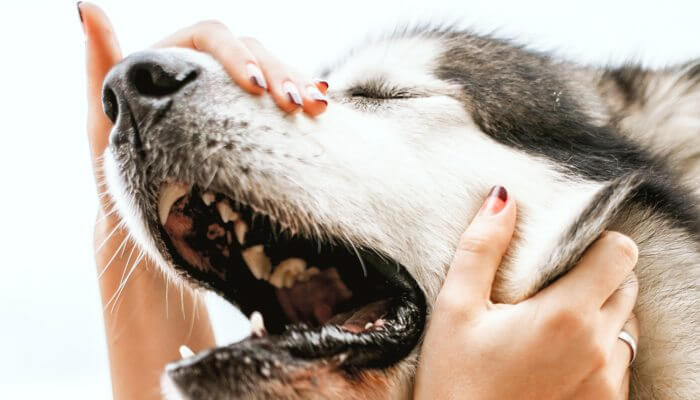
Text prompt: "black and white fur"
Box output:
[[103, 28, 700, 399]]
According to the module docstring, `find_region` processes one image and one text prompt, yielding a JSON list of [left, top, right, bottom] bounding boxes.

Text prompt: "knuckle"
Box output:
[[550, 307, 585, 332], [456, 232, 492, 256], [195, 19, 227, 31], [605, 231, 639, 267], [239, 36, 262, 48]]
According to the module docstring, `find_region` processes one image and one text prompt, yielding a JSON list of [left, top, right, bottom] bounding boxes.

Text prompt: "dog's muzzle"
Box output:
[[101, 51, 200, 148]]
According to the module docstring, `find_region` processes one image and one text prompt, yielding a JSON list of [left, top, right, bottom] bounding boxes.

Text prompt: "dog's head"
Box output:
[[103, 29, 613, 399]]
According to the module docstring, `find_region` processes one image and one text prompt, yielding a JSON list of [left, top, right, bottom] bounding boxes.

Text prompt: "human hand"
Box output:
[[414, 186, 639, 400], [80, 3, 326, 398], [152, 21, 329, 116]]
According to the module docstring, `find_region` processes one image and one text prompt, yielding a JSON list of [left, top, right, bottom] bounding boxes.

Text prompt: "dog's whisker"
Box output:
[[106, 251, 146, 313], [96, 232, 130, 280], [94, 220, 125, 253]]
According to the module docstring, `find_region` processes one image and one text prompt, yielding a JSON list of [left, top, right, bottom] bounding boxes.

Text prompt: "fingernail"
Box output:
[[77, 2, 83, 23], [246, 63, 268, 90], [75, 1, 85, 33], [307, 85, 328, 105], [283, 81, 303, 106], [480, 186, 508, 215], [315, 80, 329, 91]]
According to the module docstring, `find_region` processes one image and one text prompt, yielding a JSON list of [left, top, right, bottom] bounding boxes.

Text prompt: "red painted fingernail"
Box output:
[[314, 79, 329, 95], [77, 2, 84, 23], [480, 186, 508, 215]]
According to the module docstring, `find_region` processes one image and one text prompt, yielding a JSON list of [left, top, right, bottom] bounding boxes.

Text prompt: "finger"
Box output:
[[81, 2, 122, 163], [619, 369, 631, 400], [602, 273, 639, 337], [153, 21, 266, 95], [440, 186, 516, 307], [536, 231, 638, 310], [316, 80, 329, 95], [240, 37, 328, 116], [611, 316, 639, 392]]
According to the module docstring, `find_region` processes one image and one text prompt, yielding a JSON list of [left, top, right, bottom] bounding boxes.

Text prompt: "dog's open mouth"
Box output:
[[156, 182, 426, 385]]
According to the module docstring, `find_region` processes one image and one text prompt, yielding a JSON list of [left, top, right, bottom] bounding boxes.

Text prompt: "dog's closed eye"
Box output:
[[348, 79, 418, 100]]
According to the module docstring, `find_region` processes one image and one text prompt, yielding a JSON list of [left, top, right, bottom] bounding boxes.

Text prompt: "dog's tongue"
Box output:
[[275, 268, 353, 325]]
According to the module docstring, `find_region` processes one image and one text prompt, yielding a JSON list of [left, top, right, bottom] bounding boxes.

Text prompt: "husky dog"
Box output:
[[101, 25, 700, 399]]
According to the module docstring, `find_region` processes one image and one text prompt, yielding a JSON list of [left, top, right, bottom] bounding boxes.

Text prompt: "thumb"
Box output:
[[81, 2, 122, 164], [440, 186, 517, 309]]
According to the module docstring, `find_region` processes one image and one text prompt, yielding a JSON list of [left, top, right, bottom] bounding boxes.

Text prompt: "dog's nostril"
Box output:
[[129, 63, 198, 98], [102, 86, 119, 124]]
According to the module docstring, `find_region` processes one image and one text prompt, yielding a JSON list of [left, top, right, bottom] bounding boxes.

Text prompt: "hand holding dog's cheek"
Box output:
[[153, 22, 328, 116], [81, 5, 216, 399], [414, 187, 639, 400]]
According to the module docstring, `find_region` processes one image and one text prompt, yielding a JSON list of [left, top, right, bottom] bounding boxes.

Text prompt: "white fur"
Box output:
[[105, 36, 699, 399]]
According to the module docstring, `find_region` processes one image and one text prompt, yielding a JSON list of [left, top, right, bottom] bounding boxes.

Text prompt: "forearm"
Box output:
[[95, 216, 216, 400]]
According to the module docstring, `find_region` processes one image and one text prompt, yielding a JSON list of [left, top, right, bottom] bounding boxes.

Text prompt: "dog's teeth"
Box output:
[[241, 245, 272, 280], [250, 311, 266, 337], [364, 322, 374, 330], [268, 269, 285, 288], [158, 182, 191, 225], [269, 258, 307, 289], [234, 220, 248, 244], [283, 271, 296, 288], [179, 345, 195, 359], [216, 201, 238, 223], [201, 191, 215, 206], [335, 353, 348, 363], [297, 266, 320, 282]]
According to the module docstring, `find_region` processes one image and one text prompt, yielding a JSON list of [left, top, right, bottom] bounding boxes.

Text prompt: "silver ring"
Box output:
[[617, 330, 637, 365]]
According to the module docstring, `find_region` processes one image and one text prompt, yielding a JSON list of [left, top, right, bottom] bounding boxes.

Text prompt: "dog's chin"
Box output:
[[153, 182, 426, 398]]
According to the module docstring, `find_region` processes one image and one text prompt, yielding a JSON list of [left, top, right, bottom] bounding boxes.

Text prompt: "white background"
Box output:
[[0, 0, 698, 398]]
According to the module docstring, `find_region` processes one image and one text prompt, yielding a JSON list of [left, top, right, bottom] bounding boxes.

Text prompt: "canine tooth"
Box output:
[[242, 245, 272, 280], [234, 220, 248, 244], [201, 191, 215, 206], [364, 322, 374, 330], [179, 345, 195, 359], [158, 182, 191, 225], [269, 258, 307, 289], [250, 311, 266, 337], [216, 201, 238, 223]]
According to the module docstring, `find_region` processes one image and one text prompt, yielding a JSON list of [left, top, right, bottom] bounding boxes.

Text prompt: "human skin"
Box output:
[[81, 4, 327, 399], [414, 187, 639, 400], [80, 3, 637, 399]]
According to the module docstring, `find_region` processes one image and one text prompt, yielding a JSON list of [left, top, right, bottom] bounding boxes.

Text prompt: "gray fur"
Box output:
[[103, 29, 699, 399]]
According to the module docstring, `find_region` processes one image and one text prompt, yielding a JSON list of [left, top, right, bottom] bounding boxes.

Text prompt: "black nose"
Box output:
[[102, 51, 199, 143]]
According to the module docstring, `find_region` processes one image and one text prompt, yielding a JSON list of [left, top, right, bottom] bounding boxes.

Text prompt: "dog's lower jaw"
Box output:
[[161, 356, 417, 400]]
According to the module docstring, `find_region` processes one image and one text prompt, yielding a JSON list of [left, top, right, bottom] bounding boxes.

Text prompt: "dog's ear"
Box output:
[[492, 174, 643, 303], [536, 174, 644, 289]]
